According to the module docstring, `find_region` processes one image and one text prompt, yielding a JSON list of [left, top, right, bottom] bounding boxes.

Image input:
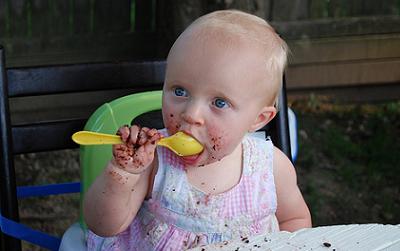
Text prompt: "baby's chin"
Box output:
[[196, 155, 226, 167], [180, 152, 223, 168]]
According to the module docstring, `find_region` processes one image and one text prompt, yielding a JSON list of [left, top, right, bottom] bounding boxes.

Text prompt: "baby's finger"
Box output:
[[137, 127, 150, 145], [149, 132, 162, 144], [117, 125, 130, 142], [147, 128, 158, 137], [129, 125, 141, 145]]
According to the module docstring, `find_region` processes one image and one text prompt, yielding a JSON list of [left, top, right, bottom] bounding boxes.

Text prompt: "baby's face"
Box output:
[[162, 34, 275, 167]]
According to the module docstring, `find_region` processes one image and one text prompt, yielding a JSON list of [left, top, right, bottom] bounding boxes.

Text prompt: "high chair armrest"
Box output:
[[0, 214, 61, 251]]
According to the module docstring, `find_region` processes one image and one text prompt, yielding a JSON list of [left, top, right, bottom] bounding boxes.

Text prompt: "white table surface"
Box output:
[[190, 224, 400, 251]]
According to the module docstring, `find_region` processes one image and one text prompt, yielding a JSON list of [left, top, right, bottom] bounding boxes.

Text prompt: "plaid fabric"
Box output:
[[86, 130, 278, 250]]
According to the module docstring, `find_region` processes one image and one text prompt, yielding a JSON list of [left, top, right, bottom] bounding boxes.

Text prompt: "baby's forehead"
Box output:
[[187, 11, 278, 44], [187, 22, 275, 49]]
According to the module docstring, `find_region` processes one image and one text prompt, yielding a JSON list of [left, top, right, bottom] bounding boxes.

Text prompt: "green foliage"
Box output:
[[295, 99, 400, 226]]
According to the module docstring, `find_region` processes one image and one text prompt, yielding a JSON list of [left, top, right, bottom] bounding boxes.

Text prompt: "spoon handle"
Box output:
[[72, 131, 203, 157], [72, 131, 123, 145], [72, 131, 170, 146]]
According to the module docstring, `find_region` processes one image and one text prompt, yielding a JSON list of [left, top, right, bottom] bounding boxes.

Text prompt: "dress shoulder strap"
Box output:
[[242, 135, 277, 214], [242, 134, 274, 176]]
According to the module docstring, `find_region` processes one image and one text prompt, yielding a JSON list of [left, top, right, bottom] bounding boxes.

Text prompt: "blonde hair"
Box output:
[[169, 10, 289, 108]]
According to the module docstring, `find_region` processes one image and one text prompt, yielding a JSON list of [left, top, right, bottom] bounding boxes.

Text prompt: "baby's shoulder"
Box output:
[[271, 146, 296, 186]]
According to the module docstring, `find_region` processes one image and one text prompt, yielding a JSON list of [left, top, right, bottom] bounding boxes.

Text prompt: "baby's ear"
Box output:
[[249, 106, 277, 132]]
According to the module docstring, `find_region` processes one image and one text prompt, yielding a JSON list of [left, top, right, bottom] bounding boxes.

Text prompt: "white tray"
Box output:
[[190, 224, 400, 251]]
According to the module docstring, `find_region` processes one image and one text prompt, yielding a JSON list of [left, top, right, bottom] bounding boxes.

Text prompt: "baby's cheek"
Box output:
[[209, 134, 224, 152], [207, 130, 232, 156], [164, 114, 181, 135]]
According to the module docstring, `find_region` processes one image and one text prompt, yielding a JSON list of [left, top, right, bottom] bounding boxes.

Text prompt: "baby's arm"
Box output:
[[83, 125, 161, 237], [273, 147, 312, 232]]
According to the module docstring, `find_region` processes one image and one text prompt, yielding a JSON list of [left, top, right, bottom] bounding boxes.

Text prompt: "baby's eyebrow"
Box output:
[[165, 79, 188, 85]]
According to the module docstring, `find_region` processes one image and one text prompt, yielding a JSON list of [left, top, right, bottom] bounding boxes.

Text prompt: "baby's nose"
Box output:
[[182, 103, 205, 126]]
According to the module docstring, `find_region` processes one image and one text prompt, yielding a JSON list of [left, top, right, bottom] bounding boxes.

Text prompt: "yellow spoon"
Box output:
[[156, 131, 204, 157], [72, 131, 203, 157]]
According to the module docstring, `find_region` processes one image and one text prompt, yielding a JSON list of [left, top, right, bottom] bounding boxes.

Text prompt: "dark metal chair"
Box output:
[[0, 46, 165, 250]]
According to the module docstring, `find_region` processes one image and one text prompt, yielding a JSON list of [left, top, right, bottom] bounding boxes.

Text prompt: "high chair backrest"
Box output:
[[80, 91, 162, 225]]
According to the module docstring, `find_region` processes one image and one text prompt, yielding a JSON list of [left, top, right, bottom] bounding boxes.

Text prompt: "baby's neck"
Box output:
[[186, 143, 243, 195]]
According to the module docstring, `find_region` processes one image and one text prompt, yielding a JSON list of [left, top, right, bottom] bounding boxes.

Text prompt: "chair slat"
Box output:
[[7, 61, 166, 97], [11, 120, 86, 154]]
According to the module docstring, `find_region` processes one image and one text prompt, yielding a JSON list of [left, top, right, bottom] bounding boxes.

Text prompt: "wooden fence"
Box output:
[[262, 1, 400, 102], [1, 0, 399, 102], [269, 0, 400, 21], [1, 0, 400, 66], [0, 0, 158, 67], [0, 0, 157, 37], [1, 1, 399, 39]]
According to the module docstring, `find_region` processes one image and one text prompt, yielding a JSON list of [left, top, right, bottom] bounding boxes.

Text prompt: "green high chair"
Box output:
[[80, 90, 163, 224], [59, 90, 163, 250]]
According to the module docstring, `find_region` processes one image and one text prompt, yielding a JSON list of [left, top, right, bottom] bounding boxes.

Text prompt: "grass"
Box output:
[[13, 97, 400, 250]]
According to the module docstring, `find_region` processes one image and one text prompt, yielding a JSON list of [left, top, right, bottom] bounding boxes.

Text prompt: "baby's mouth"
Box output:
[[180, 151, 203, 166]]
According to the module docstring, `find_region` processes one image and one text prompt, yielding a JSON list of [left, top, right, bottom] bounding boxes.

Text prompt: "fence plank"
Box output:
[[31, 0, 50, 37], [273, 15, 400, 40], [3, 32, 158, 67], [8, 0, 28, 37], [135, 0, 154, 31], [309, 0, 328, 19], [224, 0, 271, 20], [73, 0, 91, 34], [0, 1, 6, 36], [271, 0, 309, 21], [287, 59, 400, 89], [288, 34, 400, 65], [323, 0, 400, 18], [289, 83, 400, 103], [362, 0, 399, 16], [326, 0, 348, 18], [308, 0, 400, 19], [48, 1, 72, 36], [93, 0, 131, 33], [110, 0, 131, 32]]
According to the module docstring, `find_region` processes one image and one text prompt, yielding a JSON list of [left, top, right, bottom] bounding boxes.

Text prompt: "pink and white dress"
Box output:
[[87, 132, 279, 250]]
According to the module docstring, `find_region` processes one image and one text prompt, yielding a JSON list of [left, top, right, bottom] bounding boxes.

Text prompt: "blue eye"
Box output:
[[174, 87, 187, 97], [213, 98, 228, 109]]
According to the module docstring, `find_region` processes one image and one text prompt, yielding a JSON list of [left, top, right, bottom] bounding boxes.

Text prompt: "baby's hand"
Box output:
[[112, 125, 162, 174]]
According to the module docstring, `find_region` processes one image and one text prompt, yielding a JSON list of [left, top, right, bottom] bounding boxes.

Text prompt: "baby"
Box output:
[[84, 10, 311, 250]]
